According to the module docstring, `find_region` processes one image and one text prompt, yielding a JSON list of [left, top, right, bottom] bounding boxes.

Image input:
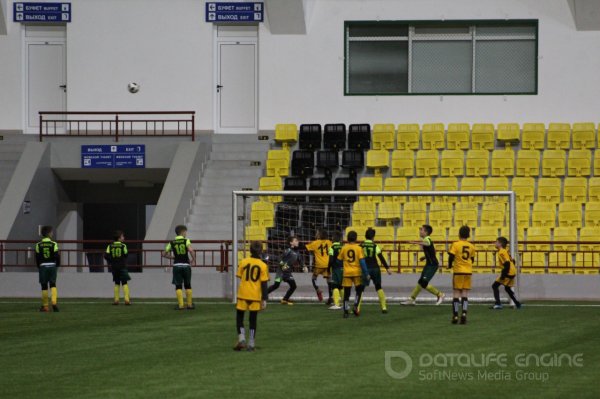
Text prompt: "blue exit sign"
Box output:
[[206, 2, 264, 23], [14, 2, 71, 23]]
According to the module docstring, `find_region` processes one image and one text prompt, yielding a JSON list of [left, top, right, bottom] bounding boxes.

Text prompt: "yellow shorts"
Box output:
[[495, 275, 515, 288], [342, 276, 362, 288], [453, 274, 472, 290], [236, 299, 262, 312], [313, 267, 330, 278]]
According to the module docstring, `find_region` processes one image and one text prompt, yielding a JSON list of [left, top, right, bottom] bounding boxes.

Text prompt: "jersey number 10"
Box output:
[[242, 264, 260, 282]]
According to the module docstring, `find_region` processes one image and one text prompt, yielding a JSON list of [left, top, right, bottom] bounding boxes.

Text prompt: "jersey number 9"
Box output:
[[347, 249, 356, 263]]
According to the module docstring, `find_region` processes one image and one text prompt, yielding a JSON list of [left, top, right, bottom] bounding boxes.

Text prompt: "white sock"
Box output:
[[249, 329, 256, 347], [238, 327, 246, 343]]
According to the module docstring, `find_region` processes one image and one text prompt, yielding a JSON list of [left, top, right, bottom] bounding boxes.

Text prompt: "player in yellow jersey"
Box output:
[[491, 237, 522, 310], [305, 229, 333, 304], [337, 230, 369, 318], [234, 241, 269, 352], [447, 226, 476, 324]]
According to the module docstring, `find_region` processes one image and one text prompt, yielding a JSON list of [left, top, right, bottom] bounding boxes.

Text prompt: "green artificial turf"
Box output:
[[1, 300, 599, 399]]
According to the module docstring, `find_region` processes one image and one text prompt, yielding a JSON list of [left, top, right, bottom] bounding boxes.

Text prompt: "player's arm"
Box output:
[[186, 240, 196, 266], [376, 245, 391, 274], [260, 263, 269, 309], [34, 243, 42, 268], [104, 245, 112, 263], [417, 237, 431, 261], [447, 243, 457, 269], [54, 242, 60, 268], [162, 243, 173, 259]]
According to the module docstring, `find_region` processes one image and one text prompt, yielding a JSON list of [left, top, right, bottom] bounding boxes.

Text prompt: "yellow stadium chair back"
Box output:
[[491, 149, 515, 177], [454, 202, 478, 227], [415, 150, 439, 177], [446, 123, 470, 150], [250, 201, 275, 228], [440, 150, 464, 177], [359, 176, 383, 203], [471, 123, 495, 150], [480, 202, 506, 227], [245, 225, 267, 241], [421, 123, 445, 150], [553, 227, 578, 251], [259, 176, 283, 203], [402, 202, 427, 226], [352, 201, 376, 226], [572, 122, 596, 149], [531, 202, 556, 228], [521, 123, 545, 150], [345, 226, 368, 241], [563, 177, 587, 203], [516, 203, 531, 228], [496, 123, 520, 145], [395, 226, 420, 270], [429, 202, 453, 228], [516, 150, 540, 177], [391, 150, 415, 177], [537, 178, 561, 204], [541, 149, 566, 177], [460, 177, 484, 203], [378, 202, 401, 222], [580, 227, 600, 250], [512, 177, 535, 203], [546, 123, 571, 150], [366, 150, 390, 171], [558, 202, 582, 228], [275, 124, 298, 144], [527, 226, 551, 250], [473, 226, 498, 270], [591, 178, 600, 202], [396, 124, 420, 150], [384, 177, 408, 203], [567, 149, 592, 177], [584, 202, 600, 227], [266, 150, 290, 177], [409, 177, 433, 202], [375, 226, 395, 251], [486, 176, 509, 192], [465, 150, 489, 177], [435, 177, 459, 203], [372, 124, 395, 150], [594, 152, 600, 177]]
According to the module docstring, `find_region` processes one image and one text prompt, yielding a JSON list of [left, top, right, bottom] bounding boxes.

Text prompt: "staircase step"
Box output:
[[210, 151, 266, 161], [201, 176, 260, 187], [212, 134, 272, 144], [206, 160, 265, 169], [203, 168, 263, 178], [212, 142, 270, 152]]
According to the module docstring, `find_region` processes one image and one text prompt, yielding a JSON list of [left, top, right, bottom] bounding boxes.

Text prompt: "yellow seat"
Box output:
[[465, 150, 489, 177], [429, 202, 453, 228], [563, 177, 587, 203], [435, 177, 459, 203], [491, 149, 515, 176], [345, 226, 368, 241], [523, 226, 551, 268], [266, 149, 290, 177], [521, 123, 545, 150], [531, 202, 556, 228], [500, 227, 525, 251], [454, 202, 478, 227], [274, 124, 298, 146], [576, 227, 600, 268], [516, 150, 540, 177], [549, 227, 577, 268], [496, 123, 520, 145], [558, 202, 582, 228], [421, 123, 445, 150], [378, 201, 401, 223], [396, 226, 420, 271], [366, 150, 390, 171], [376, 226, 396, 252], [595, 151, 600, 176], [245, 225, 267, 242], [396, 124, 420, 150], [471, 123, 494, 150], [384, 177, 408, 203], [408, 177, 433, 203], [446, 123, 470, 150], [390, 150, 415, 177], [460, 177, 484, 203], [473, 226, 499, 271], [352, 202, 376, 226], [440, 150, 464, 177], [415, 150, 439, 177], [546, 123, 571, 150], [359, 176, 383, 203], [250, 201, 275, 228], [485, 176, 509, 204], [480, 202, 506, 227], [567, 149, 592, 177], [537, 178, 561, 204], [516, 203, 531, 228], [512, 177, 535, 203], [541, 150, 566, 177], [590, 177, 600, 202], [584, 202, 600, 227], [372, 124, 395, 150], [259, 176, 283, 203], [572, 122, 596, 149], [402, 202, 427, 227]]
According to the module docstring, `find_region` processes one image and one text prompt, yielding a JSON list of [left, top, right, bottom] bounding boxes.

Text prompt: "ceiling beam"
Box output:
[[568, 0, 600, 31]]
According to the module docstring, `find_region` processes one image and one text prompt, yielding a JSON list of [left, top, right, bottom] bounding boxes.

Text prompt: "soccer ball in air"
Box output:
[[127, 82, 140, 93]]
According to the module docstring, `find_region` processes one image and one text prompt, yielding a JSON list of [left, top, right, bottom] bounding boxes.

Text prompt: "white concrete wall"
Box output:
[[0, 0, 599, 131]]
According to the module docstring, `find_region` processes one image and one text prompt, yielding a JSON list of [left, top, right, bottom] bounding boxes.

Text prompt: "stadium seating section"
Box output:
[[257, 122, 600, 274]]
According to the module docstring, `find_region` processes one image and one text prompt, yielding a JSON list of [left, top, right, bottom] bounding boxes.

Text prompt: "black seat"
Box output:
[[341, 150, 364, 169], [334, 177, 357, 203], [348, 124, 371, 149], [299, 124, 322, 150], [326, 205, 351, 230], [302, 206, 326, 229], [316, 150, 339, 169], [275, 204, 300, 229], [283, 177, 307, 203], [324, 124, 346, 150], [291, 150, 314, 177], [309, 176, 332, 203]]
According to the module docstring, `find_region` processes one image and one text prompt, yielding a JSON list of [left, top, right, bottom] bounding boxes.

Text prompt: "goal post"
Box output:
[[231, 190, 517, 304]]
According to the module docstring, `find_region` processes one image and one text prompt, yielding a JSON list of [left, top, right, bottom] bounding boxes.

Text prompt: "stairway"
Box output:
[[186, 134, 270, 242], [0, 134, 32, 201]]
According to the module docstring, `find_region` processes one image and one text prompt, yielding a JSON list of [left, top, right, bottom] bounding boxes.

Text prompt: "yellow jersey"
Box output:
[[449, 240, 476, 274], [496, 248, 517, 276], [236, 256, 270, 301], [305, 239, 333, 268], [337, 243, 364, 277]]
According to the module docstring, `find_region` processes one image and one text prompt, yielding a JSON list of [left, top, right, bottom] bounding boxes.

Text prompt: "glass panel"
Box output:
[[348, 41, 408, 94], [414, 25, 470, 35], [476, 25, 536, 36], [412, 41, 472, 93], [348, 23, 408, 37], [475, 40, 536, 93]]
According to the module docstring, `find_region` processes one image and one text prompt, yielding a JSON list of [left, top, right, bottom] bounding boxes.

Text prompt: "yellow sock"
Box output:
[[114, 285, 120, 302], [123, 285, 130, 302], [333, 288, 340, 306], [51, 287, 58, 305], [176, 289, 184, 308], [377, 289, 387, 310], [185, 289, 193, 307], [410, 285, 422, 299], [41, 290, 49, 307], [426, 285, 440, 296], [358, 296, 363, 312], [340, 288, 345, 300]]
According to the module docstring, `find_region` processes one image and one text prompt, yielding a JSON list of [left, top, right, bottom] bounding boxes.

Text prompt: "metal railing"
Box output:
[[38, 111, 195, 142]]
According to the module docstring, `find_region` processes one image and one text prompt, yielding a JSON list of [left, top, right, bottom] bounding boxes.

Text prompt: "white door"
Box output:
[[24, 29, 66, 134], [216, 42, 258, 134]]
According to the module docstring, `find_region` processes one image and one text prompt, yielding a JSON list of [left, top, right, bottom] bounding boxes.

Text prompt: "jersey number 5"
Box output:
[[461, 246, 470, 260], [242, 264, 260, 282]]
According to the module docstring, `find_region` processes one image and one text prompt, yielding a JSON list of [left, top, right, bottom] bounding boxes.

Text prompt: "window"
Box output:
[[344, 20, 538, 95]]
